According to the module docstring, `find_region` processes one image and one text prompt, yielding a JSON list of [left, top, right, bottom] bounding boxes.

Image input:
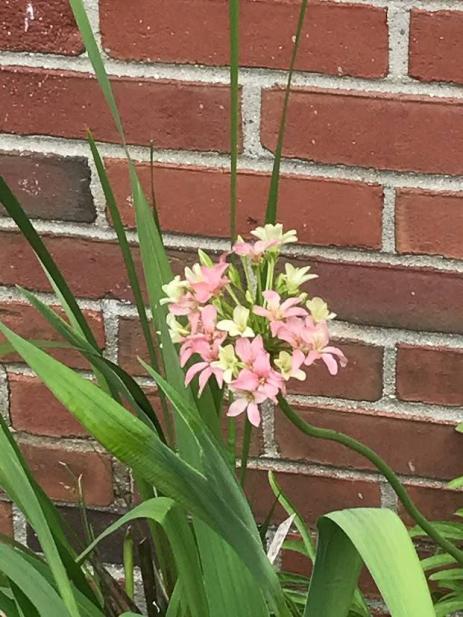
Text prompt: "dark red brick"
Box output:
[[0, 0, 82, 55], [397, 345, 463, 407], [0, 152, 95, 223], [262, 88, 463, 175], [396, 188, 463, 260], [0, 501, 13, 536], [9, 373, 88, 438], [289, 341, 383, 402], [0, 66, 234, 152], [245, 468, 381, 524], [20, 441, 114, 506], [106, 160, 383, 250], [275, 405, 463, 481], [0, 300, 105, 369], [410, 10, 463, 85], [298, 257, 463, 334], [100, 0, 388, 79], [399, 484, 463, 525]]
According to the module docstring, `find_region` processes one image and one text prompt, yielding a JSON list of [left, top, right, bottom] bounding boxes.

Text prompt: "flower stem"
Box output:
[[240, 419, 253, 486], [278, 395, 463, 566], [265, 258, 275, 293]]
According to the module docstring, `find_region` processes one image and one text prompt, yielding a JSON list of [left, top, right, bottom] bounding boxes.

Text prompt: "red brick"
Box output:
[[298, 257, 463, 334], [0, 152, 95, 223], [0, 501, 13, 536], [409, 10, 463, 85], [0, 231, 135, 301], [399, 484, 463, 525], [20, 441, 114, 506], [275, 405, 463, 481], [261, 88, 463, 175], [0, 66, 233, 152], [397, 345, 463, 407], [100, 0, 388, 79], [106, 160, 383, 250], [245, 468, 380, 524], [289, 341, 383, 402], [0, 0, 82, 55], [9, 373, 88, 438], [0, 300, 105, 369], [396, 188, 463, 260]]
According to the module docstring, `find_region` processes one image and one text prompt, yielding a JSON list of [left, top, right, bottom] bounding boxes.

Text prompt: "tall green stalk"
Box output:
[[278, 396, 463, 567], [229, 0, 240, 244], [265, 0, 308, 225]]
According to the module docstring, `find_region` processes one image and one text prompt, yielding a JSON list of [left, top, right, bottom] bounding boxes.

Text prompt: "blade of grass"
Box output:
[[229, 0, 240, 244], [265, 0, 308, 224]]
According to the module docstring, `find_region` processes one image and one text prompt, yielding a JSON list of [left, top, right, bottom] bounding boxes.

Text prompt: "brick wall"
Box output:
[[1, 0, 463, 603]]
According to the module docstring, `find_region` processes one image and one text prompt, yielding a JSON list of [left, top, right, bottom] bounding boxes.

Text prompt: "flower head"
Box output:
[[275, 350, 306, 382], [251, 223, 297, 252], [278, 263, 318, 295], [253, 290, 307, 336], [217, 306, 255, 338], [212, 344, 240, 383], [306, 297, 336, 322], [161, 275, 188, 305], [185, 260, 229, 303]]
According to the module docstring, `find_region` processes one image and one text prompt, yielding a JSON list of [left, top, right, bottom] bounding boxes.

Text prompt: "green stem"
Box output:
[[229, 0, 240, 245], [278, 395, 463, 566], [228, 417, 237, 466], [265, 0, 308, 225], [240, 419, 252, 486], [265, 258, 275, 292]]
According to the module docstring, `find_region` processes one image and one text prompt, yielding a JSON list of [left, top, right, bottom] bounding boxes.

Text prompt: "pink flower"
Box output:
[[185, 260, 229, 303], [233, 238, 272, 263], [253, 290, 307, 336], [169, 291, 199, 316], [185, 354, 224, 394], [227, 370, 268, 427], [179, 305, 225, 367], [304, 321, 347, 376]]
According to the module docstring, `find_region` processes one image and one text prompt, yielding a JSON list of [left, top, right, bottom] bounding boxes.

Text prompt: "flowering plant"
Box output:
[[163, 224, 346, 427]]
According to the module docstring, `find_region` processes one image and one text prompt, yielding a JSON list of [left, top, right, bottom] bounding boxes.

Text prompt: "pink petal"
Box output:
[[253, 306, 270, 318], [285, 307, 309, 318], [322, 353, 338, 376], [185, 362, 208, 385], [198, 366, 212, 395], [263, 290, 279, 304], [201, 304, 217, 330], [247, 403, 261, 427], [324, 346, 348, 367], [235, 337, 252, 364], [233, 368, 260, 391], [227, 398, 248, 417], [304, 350, 320, 366]]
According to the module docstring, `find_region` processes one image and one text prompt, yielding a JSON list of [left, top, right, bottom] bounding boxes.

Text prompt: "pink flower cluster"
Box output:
[[162, 224, 347, 427]]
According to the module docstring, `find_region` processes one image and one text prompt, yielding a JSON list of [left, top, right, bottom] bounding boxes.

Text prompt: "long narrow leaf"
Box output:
[[265, 1, 308, 224], [305, 509, 435, 617], [78, 497, 209, 617]]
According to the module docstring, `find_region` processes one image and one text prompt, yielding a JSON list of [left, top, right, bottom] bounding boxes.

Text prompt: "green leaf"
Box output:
[[0, 416, 81, 616], [0, 322, 286, 615], [0, 544, 70, 617], [305, 508, 435, 617], [78, 498, 209, 617]]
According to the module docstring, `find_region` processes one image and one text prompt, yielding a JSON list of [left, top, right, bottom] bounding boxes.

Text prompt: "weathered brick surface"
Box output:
[[397, 345, 463, 407], [396, 188, 463, 260], [0, 67, 234, 152], [0, 0, 82, 55], [410, 10, 463, 85], [0, 152, 95, 223], [100, 0, 388, 78]]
